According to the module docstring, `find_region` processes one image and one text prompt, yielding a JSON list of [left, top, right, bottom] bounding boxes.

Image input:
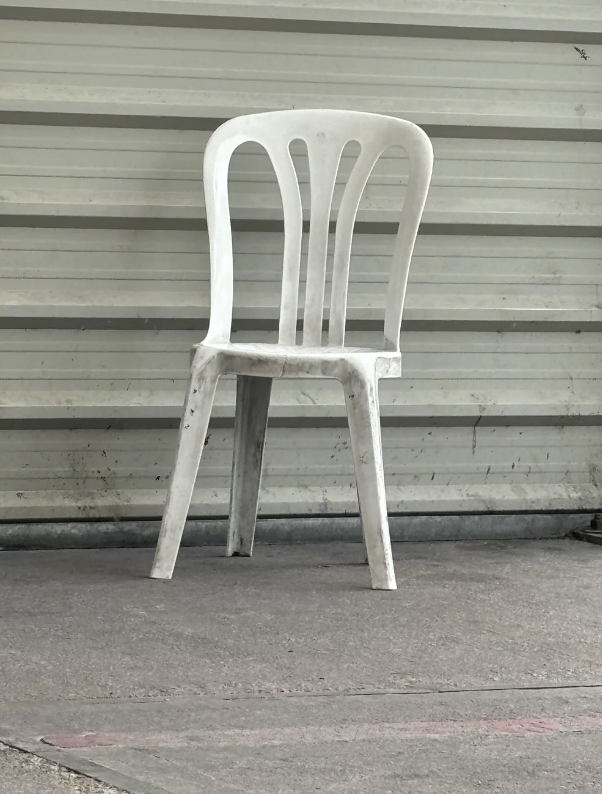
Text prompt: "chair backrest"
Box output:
[[203, 109, 433, 350]]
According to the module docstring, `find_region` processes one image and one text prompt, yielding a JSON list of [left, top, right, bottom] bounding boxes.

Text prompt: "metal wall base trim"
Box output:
[[0, 512, 593, 551]]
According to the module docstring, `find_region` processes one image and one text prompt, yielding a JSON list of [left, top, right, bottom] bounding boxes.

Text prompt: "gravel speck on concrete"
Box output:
[[0, 743, 123, 794]]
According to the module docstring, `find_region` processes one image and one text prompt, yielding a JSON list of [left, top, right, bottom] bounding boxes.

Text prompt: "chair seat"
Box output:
[[196, 341, 402, 380]]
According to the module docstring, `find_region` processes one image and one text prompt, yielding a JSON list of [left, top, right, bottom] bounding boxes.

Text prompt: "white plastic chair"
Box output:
[[150, 109, 433, 590]]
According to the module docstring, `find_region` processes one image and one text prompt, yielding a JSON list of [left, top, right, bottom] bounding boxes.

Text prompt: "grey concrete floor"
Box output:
[[1, 539, 601, 793], [0, 742, 121, 794]]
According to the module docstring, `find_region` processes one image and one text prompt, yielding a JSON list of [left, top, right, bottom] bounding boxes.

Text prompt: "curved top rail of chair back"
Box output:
[[203, 109, 434, 351]]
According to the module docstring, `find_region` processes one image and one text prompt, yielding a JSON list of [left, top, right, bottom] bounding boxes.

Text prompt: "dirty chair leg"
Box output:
[[344, 367, 396, 590], [150, 363, 219, 580], [227, 375, 273, 556]]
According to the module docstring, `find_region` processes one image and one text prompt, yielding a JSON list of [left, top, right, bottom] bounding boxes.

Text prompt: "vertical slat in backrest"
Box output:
[[269, 141, 304, 345], [203, 110, 433, 351], [328, 142, 383, 347], [382, 126, 433, 351], [301, 134, 347, 346], [203, 126, 240, 345]]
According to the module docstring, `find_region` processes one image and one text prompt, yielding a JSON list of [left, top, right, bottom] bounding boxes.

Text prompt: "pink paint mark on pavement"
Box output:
[[40, 715, 602, 750]]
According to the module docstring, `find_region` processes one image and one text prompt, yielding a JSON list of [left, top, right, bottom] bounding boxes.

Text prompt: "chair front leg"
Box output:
[[227, 375, 273, 557], [150, 349, 221, 580], [343, 362, 396, 591]]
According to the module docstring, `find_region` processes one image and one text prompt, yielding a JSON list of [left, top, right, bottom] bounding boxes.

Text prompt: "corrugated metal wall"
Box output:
[[0, 0, 601, 522]]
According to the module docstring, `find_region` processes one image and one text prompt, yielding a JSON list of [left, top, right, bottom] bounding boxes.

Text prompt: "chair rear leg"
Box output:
[[227, 375, 272, 556], [150, 355, 220, 579], [361, 529, 369, 564], [343, 365, 396, 590]]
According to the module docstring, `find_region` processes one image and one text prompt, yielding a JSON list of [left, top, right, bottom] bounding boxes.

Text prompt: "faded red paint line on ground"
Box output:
[[40, 716, 602, 750]]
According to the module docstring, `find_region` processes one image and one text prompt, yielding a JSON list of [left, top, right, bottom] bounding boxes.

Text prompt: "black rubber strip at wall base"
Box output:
[[0, 513, 593, 551]]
